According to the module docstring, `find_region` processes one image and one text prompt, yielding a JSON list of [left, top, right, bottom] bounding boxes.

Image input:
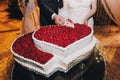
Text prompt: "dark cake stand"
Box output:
[[11, 49, 106, 80]]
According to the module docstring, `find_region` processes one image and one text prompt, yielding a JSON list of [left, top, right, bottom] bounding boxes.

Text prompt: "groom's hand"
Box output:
[[53, 14, 64, 25]]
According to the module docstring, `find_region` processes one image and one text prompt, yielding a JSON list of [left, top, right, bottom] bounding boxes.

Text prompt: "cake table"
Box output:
[[11, 49, 106, 80]]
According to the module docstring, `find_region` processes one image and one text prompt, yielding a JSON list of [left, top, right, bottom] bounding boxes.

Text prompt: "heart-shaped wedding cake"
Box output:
[[11, 23, 96, 77]]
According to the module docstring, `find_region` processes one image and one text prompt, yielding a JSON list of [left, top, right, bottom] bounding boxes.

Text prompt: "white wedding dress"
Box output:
[[59, 0, 104, 49], [58, 0, 94, 28]]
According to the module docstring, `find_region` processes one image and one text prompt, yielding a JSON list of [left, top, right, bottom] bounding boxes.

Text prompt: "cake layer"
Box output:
[[33, 24, 93, 57], [57, 37, 96, 69], [11, 33, 55, 72], [13, 47, 94, 77]]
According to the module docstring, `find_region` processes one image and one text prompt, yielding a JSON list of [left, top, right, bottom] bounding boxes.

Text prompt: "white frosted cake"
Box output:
[[11, 23, 96, 77]]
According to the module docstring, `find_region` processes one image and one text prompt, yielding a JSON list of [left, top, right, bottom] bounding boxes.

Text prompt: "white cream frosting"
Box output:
[[32, 30, 94, 58]]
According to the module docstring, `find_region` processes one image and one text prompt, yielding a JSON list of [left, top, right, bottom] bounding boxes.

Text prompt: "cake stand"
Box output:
[[11, 49, 106, 80]]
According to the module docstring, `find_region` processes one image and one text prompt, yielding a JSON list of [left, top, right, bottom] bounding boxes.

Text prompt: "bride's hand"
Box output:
[[64, 19, 74, 28], [83, 18, 88, 25]]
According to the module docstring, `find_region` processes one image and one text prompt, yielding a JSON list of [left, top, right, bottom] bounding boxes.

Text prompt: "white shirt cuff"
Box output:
[[51, 13, 57, 20]]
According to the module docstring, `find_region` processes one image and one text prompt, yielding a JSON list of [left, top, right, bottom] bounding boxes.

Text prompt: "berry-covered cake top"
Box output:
[[34, 24, 91, 47]]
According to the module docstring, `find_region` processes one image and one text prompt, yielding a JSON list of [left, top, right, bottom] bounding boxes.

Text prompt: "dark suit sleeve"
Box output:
[[37, 0, 55, 18]]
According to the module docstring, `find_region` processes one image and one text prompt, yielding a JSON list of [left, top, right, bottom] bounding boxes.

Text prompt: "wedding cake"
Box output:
[[11, 23, 96, 77]]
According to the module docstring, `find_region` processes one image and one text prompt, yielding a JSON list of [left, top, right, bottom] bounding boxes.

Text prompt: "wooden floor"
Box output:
[[0, 1, 120, 80], [94, 25, 120, 80]]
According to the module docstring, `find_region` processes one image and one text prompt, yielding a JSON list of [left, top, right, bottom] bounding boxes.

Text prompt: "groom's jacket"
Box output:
[[37, 0, 63, 26]]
